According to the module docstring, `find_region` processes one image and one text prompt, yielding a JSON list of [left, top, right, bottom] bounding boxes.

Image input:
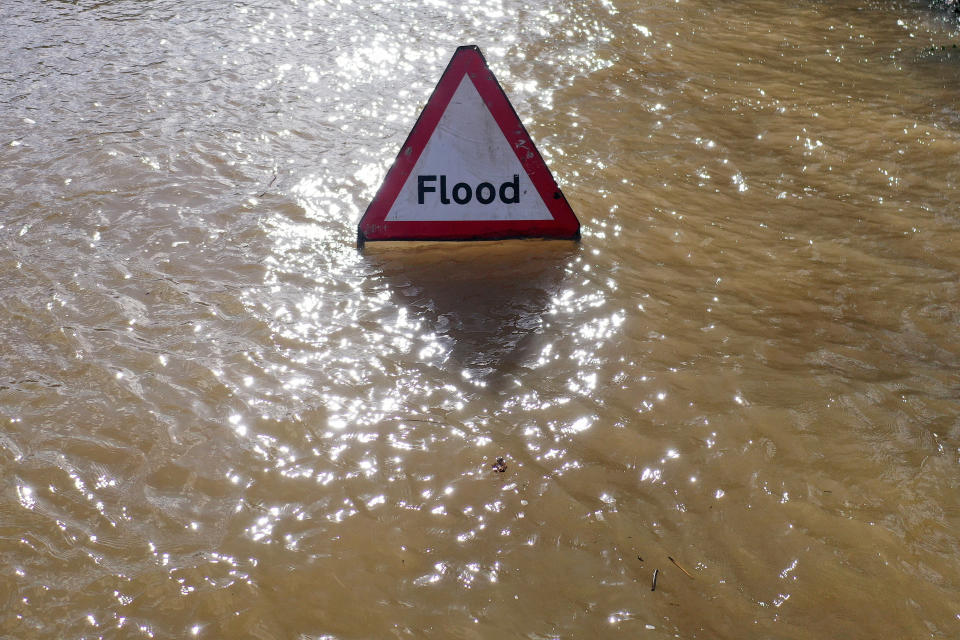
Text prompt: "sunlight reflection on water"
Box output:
[[3, 0, 960, 637]]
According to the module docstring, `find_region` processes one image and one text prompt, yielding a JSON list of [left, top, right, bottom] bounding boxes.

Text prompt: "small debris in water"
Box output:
[[492, 457, 507, 473], [668, 556, 695, 579], [257, 173, 278, 198], [651, 568, 659, 591]]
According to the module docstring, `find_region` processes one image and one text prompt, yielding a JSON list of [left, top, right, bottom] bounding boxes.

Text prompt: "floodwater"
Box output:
[[2, 0, 959, 637]]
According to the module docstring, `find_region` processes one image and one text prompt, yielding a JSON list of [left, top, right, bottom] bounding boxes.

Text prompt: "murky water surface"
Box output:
[[3, 0, 960, 637]]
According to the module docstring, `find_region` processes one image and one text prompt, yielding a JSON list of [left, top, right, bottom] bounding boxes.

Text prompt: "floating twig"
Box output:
[[257, 173, 278, 197], [668, 556, 695, 579], [651, 568, 659, 591]]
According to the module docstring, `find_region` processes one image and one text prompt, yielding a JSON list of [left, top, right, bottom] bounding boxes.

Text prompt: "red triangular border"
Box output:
[[357, 45, 580, 247]]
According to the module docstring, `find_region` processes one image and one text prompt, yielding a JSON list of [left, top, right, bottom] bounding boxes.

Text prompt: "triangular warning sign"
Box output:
[[357, 45, 580, 246]]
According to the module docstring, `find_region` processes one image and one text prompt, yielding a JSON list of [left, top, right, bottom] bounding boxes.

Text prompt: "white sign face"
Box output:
[[385, 76, 554, 222]]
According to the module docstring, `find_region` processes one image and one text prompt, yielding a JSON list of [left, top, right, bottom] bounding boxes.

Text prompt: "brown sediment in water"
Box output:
[[1, 1, 960, 638]]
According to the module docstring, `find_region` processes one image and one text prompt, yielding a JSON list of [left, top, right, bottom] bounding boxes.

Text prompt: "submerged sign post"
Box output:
[[357, 45, 580, 247]]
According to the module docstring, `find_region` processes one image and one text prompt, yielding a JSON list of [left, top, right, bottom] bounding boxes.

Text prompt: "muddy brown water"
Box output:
[[2, 0, 960, 637]]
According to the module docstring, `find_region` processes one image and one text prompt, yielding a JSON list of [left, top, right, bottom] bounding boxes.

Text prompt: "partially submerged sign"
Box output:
[[357, 45, 580, 247]]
